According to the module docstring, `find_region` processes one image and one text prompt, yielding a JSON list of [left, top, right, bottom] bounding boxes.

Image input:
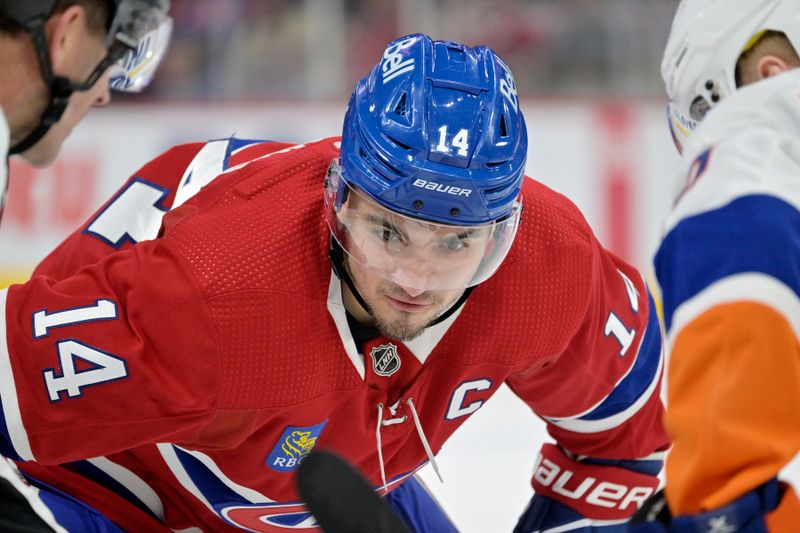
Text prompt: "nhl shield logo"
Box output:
[[370, 343, 401, 377]]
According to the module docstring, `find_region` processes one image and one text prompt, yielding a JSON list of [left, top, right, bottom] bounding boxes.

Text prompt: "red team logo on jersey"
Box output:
[[222, 503, 318, 531]]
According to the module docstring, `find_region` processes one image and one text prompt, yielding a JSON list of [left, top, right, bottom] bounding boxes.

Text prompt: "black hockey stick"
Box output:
[[296, 450, 411, 533]]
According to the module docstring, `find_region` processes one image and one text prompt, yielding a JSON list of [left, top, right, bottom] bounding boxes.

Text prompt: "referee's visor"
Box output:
[[105, 0, 173, 93]]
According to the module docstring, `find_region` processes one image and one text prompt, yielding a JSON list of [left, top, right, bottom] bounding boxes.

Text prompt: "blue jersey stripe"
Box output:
[[385, 476, 458, 533], [171, 446, 314, 528], [21, 471, 126, 532], [656, 194, 800, 331], [223, 137, 272, 170], [578, 292, 662, 422], [0, 397, 22, 461], [173, 446, 251, 508], [580, 456, 663, 477], [68, 460, 160, 521]]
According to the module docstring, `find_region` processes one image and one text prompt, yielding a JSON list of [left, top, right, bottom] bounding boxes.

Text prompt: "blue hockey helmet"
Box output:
[[337, 33, 526, 226], [326, 34, 527, 292]]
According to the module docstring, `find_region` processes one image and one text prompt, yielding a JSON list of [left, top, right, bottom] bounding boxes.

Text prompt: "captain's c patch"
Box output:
[[266, 420, 328, 472]]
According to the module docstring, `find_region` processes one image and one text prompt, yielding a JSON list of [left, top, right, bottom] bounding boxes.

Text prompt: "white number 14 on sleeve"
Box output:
[[33, 300, 128, 401]]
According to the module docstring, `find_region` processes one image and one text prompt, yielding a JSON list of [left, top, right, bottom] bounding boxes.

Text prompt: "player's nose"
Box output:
[[394, 282, 427, 298], [392, 261, 435, 297]]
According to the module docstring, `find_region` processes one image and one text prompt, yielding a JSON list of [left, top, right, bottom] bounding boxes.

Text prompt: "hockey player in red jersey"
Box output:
[[632, 0, 800, 531], [0, 34, 668, 532]]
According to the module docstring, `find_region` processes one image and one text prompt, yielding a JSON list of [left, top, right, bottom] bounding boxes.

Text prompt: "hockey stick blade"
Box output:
[[296, 450, 411, 533]]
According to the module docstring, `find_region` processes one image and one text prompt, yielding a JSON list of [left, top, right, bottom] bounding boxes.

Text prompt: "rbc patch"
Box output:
[[266, 420, 328, 472]]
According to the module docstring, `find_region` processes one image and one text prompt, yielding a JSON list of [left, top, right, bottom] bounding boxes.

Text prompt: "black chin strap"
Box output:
[[327, 237, 474, 327], [329, 237, 374, 315], [10, 78, 73, 155], [9, 17, 75, 155]]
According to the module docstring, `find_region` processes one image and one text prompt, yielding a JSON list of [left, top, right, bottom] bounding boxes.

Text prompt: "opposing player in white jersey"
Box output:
[[0, 34, 668, 531], [632, 0, 800, 530]]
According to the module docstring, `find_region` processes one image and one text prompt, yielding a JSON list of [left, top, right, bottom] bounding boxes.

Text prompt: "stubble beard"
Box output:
[[372, 285, 465, 341], [372, 309, 430, 342], [344, 258, 458, 341]]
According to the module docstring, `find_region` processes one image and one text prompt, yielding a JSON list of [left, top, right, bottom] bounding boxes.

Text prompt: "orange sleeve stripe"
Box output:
[[665, 301, 800, 516]]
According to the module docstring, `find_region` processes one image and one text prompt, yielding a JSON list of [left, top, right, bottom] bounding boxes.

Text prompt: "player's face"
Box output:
[[340, 192, 486, 340], [345, 254, 466, 341], [22, 15, 111, 166], [337, 189, 492, 293]]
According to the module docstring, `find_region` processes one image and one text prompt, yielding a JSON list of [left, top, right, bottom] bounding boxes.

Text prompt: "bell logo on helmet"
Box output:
[[382, 35, 419, 83], [412, 179, 472, 197], [499, 66, 519, 113]]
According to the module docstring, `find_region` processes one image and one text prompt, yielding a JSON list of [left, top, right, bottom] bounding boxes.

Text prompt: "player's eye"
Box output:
[[381, 226, 398, 242], [439, 232, 471, 252], [372, 221, 406, 246]]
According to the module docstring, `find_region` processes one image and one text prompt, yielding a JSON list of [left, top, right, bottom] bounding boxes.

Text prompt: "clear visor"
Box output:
[[325, 162, 522, 292], [107, 14, 173, 93]]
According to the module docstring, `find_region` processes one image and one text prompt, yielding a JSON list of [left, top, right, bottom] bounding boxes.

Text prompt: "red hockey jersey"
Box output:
[[0, 137, 668, 531]]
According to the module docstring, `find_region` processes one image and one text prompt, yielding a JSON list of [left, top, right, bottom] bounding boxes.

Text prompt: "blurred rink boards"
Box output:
[[0, 99, 680, 532]]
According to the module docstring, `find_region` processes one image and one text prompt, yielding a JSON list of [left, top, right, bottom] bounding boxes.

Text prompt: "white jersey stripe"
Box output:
[[543, 342, 664, 434], [668, 272, 800, 349], [780, 450, 800, 495], [157, 443, 276, 522], [157, 443, 216, 513], [172, 445, 272, 503], [86, 456, 165, 520], [404, 304, 464, 365], [173, 140, 229, 209], [0, 288, 34, 460], [326, 273, 365, 379]]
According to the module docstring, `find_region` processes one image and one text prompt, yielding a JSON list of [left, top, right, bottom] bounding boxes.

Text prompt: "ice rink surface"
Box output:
[[418, 384, 548, 532]]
